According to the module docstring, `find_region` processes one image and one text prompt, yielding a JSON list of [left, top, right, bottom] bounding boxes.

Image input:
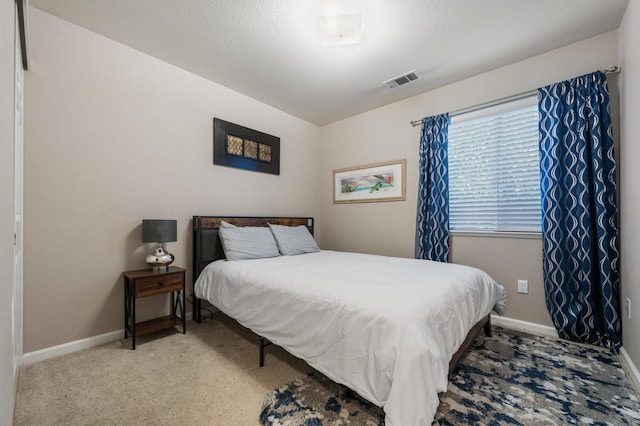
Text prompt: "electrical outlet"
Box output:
[[627, 298, 632, 319], [518, 280, 529, 294]]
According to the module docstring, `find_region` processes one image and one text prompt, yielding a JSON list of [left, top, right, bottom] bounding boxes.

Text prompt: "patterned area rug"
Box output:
[[260, 327, 640, 425]]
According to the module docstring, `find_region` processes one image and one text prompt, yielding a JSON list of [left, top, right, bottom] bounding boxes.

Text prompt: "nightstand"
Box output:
[[123, 266, 186, 349]]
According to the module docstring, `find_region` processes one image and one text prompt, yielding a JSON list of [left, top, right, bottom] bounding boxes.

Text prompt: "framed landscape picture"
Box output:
[[333, 159, 406, 204]]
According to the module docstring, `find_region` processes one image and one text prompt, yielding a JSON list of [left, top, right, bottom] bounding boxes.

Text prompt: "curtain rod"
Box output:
[[410, 65, 620, 127]]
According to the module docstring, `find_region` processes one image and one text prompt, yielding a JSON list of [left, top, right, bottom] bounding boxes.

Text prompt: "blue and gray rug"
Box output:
[[260, 327, 640, 425]]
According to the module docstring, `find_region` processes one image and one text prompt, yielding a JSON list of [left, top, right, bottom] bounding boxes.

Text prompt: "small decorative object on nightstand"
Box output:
[[123, 266, 186, 349], [142, 219, 177, 272]]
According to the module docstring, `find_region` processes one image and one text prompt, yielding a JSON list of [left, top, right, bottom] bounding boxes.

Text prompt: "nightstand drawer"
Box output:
[[135, 273, 183, 297]]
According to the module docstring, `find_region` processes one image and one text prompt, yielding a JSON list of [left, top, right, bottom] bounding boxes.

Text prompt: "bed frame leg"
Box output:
[[484, 315, 492, 337], [259, 336, 273, 367], [193, 296, 202, 323]]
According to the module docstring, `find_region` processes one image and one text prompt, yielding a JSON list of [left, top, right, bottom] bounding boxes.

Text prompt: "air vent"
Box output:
[[382, 71, 419, 88]]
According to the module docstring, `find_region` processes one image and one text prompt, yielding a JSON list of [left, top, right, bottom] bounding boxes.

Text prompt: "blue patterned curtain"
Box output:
[[538, 71, 621, 351], [416, 114, 450, 262]]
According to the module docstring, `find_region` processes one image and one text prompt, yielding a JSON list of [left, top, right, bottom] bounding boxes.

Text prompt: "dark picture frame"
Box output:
[[213, 118, 280, 175]]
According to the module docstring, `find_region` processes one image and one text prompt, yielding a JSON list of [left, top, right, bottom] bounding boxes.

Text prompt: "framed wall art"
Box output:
[[213, 118, 280, 175], [333, 159, 406, 204]]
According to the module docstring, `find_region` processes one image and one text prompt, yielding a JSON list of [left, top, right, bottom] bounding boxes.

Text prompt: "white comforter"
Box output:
[[194, 250, 507, 425]]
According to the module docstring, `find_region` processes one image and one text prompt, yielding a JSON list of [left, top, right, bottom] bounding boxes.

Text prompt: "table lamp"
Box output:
[[142, 219, 177, 272]]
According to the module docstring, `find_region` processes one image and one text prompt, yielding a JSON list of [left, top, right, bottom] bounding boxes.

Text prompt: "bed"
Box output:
[[192, 216, 507, 426]]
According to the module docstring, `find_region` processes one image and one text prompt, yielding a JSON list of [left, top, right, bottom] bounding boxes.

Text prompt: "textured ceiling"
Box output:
[[29, 0, 629, 126]]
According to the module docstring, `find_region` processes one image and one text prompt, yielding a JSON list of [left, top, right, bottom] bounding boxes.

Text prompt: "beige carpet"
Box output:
[[14, 313, 311, 426]]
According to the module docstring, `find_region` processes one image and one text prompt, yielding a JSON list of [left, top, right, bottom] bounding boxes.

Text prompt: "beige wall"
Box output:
[[450, 236, 546, 325], [23, 8, 321, 353], [620, 0, 640, 370], [318, 31, 620, 327], [1, 0, 18, 422]]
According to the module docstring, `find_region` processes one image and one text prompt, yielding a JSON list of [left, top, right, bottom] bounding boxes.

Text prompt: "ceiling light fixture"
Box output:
[[320, 12, 363, 46]]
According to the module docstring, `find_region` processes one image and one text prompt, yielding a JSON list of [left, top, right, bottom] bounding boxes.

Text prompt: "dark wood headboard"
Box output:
[[191, 216, 314, 322]]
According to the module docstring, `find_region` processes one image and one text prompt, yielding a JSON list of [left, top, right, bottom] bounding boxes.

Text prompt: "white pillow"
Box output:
[[218, 221, 280, 261], [268, 224, 320, 256]]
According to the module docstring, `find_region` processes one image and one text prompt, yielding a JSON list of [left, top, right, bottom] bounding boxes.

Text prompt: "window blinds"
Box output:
[[448, 94, 541, 233]]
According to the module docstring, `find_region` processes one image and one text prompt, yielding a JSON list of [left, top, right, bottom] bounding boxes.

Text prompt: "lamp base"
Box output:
[[146, 245, 174, 272]]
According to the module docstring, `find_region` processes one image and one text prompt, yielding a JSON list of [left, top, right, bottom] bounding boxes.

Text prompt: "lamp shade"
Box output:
[[142, 219, 177, 243]]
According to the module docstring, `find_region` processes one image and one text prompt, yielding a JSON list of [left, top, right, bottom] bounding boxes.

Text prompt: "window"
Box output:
[[447, 94, 541, 233]]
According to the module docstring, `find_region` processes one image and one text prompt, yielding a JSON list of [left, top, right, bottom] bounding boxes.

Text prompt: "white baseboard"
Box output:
[[620, 347, 640, 394], [490, 314, 558, 338], [23, 311, 195, 365], [23, 329, 123, 365]]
